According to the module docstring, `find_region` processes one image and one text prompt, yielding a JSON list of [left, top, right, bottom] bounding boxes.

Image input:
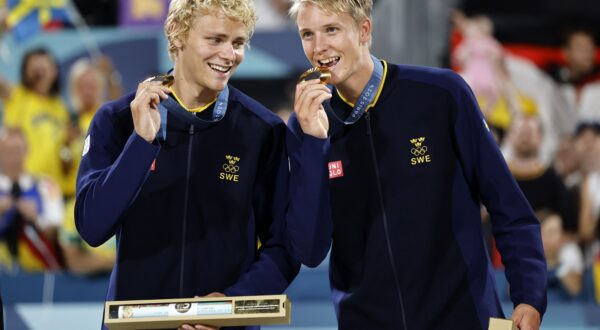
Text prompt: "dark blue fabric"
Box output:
[[288, 62, 547, 329], [75, 86, 300, 329]]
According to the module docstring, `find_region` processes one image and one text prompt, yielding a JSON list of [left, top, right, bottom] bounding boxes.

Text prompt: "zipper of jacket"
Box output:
[[365, 111, 408, 330], [179, 124, 194, 296]]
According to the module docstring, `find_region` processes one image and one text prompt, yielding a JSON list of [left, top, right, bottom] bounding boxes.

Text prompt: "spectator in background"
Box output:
[[558, 122, 600, 191], [506, 114, 577, 232], [576, 122, 600, 265], [539, 210, 584, 300], [0, 48, 70, 198], [547, 29, 600, 122], [61, 56, 123, 199], [453, 13, 539, 143], [0, 128, 64, 273], [548, 29, 600, 92], [58, 57, 119, 276]]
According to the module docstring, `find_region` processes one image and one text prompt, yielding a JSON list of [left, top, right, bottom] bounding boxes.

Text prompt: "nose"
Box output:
[[220, 43, 236, 62], [313, 32, 327, 55]]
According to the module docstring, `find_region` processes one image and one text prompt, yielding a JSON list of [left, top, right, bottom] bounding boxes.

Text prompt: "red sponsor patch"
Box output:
[[328, 160, 344, 179], [150, 159, 156, 171]]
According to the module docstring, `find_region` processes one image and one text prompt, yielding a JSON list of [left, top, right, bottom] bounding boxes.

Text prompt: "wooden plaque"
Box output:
[[104, 294, 290, 330]]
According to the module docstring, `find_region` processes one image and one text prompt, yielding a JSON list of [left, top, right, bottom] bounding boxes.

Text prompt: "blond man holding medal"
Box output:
[[286, 1, 547, 329], [75, 1, 301, 329]]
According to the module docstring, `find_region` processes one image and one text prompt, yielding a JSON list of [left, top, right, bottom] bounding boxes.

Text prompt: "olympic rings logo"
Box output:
[[410, 146, 428, 156], [222, 164, 240, 173]]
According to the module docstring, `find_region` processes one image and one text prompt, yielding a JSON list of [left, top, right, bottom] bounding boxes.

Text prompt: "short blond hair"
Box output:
[[68, 58, 105, 113], [165, 0, 257, 59], [289, 0, 373, 26]]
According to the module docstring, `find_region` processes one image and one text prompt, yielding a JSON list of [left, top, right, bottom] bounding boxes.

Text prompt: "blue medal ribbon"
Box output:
[[337, 55, 384, 125], [157, 85, 229, 141]]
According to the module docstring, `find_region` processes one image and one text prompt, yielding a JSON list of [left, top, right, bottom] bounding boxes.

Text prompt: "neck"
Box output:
[[172, 69, 219, 109], [337, 53, 374, 104]]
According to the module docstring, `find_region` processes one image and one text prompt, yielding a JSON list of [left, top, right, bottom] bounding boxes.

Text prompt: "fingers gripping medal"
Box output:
[[143, 74, 174, 141], [298, 67, 331, 84]]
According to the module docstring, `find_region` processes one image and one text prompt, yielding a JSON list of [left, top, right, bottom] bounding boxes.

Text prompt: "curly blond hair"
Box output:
[[288, 0, 373, 26], [165, 0, 257, 59]]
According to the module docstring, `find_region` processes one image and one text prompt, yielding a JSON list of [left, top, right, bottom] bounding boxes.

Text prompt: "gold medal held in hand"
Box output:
[[144, 74, 174, 87], [297, 67, 331, 84]]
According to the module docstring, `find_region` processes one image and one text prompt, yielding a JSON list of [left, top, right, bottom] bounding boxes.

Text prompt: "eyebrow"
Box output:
[[299, 23, 339, 33], [204, 32, 248, 43]]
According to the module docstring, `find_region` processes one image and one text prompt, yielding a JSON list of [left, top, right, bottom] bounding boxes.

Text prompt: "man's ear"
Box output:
[[359, 18, 372, 45], [167, 22, 185, 51]]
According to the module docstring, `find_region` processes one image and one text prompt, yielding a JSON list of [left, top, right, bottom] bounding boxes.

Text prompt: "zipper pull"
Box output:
[[365, 112, 372, 136], [189, 125, 194, 135]]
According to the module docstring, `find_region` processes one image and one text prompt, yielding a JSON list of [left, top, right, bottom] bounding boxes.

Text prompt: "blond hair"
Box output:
[[68, 58, 105, 113], [289, 0, 373, 25], [165, 0, 257, 59]]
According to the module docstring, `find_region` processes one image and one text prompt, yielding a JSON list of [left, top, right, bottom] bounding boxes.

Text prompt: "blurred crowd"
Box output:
[[0, 50, 121, 276], [453, 13, 600, 303], [0, 4, 598, 308]]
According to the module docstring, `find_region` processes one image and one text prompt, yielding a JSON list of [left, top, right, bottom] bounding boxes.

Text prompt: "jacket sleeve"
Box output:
[[74, 105, 160, 247], [285, 113, 332, 267], [224, 123, 300, 296], [450, 72, 547, 316]]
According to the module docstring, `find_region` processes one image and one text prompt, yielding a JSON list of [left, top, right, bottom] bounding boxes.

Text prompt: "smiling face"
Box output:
[[173, 10, 247, 95], [295, 3, 372, 92]]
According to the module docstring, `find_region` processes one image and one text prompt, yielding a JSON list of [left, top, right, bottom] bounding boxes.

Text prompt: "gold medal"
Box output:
[[144, 74, 174, 87], [297, 67, 331, 84]]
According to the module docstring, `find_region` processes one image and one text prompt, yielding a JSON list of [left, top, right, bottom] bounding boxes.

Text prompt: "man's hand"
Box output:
[[511, 303, 541, 330], [178, 292, 225, 330], [130, 81, 171, 143], [294, 79, 331, 139]]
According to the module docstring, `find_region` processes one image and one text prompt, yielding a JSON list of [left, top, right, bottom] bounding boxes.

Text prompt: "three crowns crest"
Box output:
[[225, 155, 240, 165], [410, 137, 426, 147]]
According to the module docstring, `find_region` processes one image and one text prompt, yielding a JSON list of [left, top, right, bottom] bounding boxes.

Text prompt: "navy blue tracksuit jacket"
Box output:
[[75, 85, 300, 329], [288, 61, 547, 329]]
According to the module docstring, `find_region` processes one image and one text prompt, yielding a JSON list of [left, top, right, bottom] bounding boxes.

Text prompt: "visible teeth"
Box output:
[[318, 57, 340, 66], [209, 64, 230, 72]]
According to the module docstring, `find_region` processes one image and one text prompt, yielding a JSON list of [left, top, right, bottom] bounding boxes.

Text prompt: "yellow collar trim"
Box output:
[[169, 87, 217, 113], [336, 60, 388, 112]]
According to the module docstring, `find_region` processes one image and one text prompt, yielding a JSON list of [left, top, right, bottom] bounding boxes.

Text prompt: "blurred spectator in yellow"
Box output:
[[453, 13, 539, 143], [539, 210, 584, 299], [0, 48, 70, 197], [58, 57, 119, 276], [0, 128, 64, 272], [61, 56, 123, 199]]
